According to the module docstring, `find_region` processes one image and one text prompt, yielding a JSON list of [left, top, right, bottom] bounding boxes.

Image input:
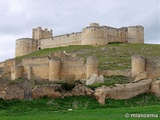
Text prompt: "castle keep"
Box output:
[[16, 23, 144, 57]]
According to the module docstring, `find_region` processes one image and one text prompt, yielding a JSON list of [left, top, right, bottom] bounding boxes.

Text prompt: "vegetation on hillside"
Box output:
[[16, 43, 160, 70], [0, 93, 160, 120]]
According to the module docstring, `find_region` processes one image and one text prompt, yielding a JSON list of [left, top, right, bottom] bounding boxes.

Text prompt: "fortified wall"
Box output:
[[11, 52, 98, 81], [132, 55, 160, 81], [15, 23, 144, 57], [0, 53, 158, 82]]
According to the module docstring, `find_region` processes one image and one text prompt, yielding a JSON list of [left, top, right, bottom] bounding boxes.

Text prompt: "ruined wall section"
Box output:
[[16, 38, 37, 57], [60, 58, 86, 80], [131, 55, 146, 81], [22, 57, 49, 66], [146, 57, 160, 79], [49, 58, 61, 81], [86, 56, 98, 78], [131, 56, 160, 81], [11, 66, 23, 80], [22, 57, 49, 80], [2, 59, 15, 79], [39, 32, 82, 49]]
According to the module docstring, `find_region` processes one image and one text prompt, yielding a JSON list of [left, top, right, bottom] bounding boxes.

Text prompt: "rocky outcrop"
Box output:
[[86, 74, 104, 85], [71, 84, 94, 96], [32, 85, 62, 99], [21, 80, 35, 100], [5, 84, 24, 100], [151, 80, 160, 97], [94, 79, 152, 104], [0, 79, 158, 105], [0, 83, 6, 99]]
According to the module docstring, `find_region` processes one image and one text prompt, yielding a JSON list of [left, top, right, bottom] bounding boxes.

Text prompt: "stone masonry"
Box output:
[[15, 23, 144, 57]]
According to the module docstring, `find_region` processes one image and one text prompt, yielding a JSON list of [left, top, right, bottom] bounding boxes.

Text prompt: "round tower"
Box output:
[[15, 38, 37, 57], [132, 55, 145, 78], [86, 56, 98, 79], [127, 26, 144, 43], [49, 58, 61, 81], [82, 23, 108, 45]]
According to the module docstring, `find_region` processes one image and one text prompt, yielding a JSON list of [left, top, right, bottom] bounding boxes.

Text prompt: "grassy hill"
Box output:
[[16, 43, 160, 70], [2, 43, 160, 120]]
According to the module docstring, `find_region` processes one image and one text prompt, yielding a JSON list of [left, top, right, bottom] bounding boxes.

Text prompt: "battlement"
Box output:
[[32, 27, 52, 40]]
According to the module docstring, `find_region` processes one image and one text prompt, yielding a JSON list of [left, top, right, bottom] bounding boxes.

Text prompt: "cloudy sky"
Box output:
[[0, 0, 159, 62]]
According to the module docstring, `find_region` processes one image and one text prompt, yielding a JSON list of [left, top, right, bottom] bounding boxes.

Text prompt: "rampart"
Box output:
[[9, 52, 98, 81], [39, 32, 82, 49], [15, 23, 144, 57], [0, 54, 160, 82]]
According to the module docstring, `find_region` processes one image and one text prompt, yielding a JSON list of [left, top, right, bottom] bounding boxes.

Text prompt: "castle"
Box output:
[[16, 23, 144, 57], [1, 23, 160, 102]]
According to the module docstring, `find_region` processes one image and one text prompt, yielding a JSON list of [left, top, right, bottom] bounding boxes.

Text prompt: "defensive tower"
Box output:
[[32, 27, 52, 40], [15, 38, 37, 57], [82, 23, 108, 45], [127, 26, 144, 43]]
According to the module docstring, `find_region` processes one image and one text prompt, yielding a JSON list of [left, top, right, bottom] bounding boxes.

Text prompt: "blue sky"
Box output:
[[0, 0, 159, 62]]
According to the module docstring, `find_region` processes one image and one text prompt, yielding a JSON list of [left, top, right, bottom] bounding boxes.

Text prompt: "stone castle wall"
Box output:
[[60, 58, 86, 80], [15, 23, 144, 57], [131, 56, 160, 81], [10, 53, 98, 81], [22, 57, 49, 80], [1, 59, 15, 79], [1, 54, 160, 82], [146, 57, 160, 79], [22, 57, 49, 65], [39, 32, 82, 49]]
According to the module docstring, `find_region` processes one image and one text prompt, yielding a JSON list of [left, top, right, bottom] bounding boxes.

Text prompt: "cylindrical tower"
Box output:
[[127, 26, 144, 43], [132, 55, 145, 78], [49, 58, 61, 81], [86, 56, 98, 79], [82, 23, 108, 45], [15, 38, 37, 57]]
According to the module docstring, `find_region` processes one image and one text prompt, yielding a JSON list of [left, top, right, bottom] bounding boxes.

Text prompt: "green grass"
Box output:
[[0, 93, 160, 120], [88, 75, 130, 89], [15, 43, 160, 70], [1, 106, 160, 120]]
